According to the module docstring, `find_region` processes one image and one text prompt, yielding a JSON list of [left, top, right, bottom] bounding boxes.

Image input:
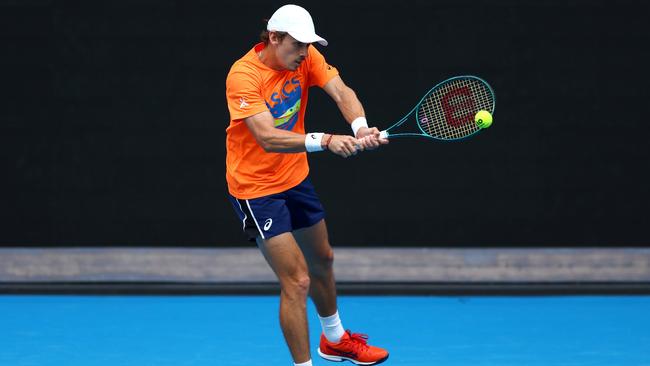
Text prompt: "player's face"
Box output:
[[273, 34, 309, 71]]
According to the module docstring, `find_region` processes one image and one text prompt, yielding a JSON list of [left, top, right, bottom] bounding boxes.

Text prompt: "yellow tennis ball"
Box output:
[[475, 110, 493, 129]]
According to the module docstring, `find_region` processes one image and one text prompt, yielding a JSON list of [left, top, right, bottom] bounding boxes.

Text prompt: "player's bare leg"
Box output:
[[293, 218, 337, 317], [294, 218, 390, 365], [256, 233, 311, 363]]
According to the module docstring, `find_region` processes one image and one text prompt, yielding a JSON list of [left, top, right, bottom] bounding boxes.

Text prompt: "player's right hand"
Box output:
[[327, 135, 363, 158], [356, 127, 389, 150]]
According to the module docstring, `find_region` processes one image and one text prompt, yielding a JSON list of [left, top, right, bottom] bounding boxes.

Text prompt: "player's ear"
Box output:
[[268, 31, 282, 46], [268, 31, 277, 45]]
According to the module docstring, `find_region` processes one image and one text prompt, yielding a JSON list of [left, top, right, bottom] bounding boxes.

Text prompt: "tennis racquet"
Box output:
[[378, 75, 495, 141]]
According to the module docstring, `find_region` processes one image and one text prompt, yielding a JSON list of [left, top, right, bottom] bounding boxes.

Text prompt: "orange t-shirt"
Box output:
[[225, 43, 339, 199]]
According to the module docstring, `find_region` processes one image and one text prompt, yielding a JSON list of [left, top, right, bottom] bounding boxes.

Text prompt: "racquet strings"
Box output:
[[418, 78, 494, 140]]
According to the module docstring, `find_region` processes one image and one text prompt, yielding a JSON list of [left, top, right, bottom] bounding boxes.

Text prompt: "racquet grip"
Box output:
[[354, 131, 388, 151]]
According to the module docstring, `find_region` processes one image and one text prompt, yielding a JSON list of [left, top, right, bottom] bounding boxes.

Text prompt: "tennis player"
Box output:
[[225, 4, 389, 366]]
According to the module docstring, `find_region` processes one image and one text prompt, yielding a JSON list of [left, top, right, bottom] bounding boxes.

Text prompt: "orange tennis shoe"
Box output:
[[317, 330, 389, 365]]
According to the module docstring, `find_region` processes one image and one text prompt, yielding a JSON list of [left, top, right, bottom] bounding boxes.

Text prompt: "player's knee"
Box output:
[[311, 248, 334, 277], [282, 273, 311, 300], [319, 248, 334, 269]]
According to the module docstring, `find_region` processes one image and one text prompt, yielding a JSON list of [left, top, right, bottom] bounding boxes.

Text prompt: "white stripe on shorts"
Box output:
[[245, 199, 265, 240], [235, 199, 247, 231]]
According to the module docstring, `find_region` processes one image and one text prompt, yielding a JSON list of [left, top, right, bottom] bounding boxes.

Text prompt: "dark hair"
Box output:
[[260, 19, 288, 45]]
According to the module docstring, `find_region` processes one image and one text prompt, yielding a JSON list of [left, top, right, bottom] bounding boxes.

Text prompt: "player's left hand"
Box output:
[[356, 127, 389, 150]]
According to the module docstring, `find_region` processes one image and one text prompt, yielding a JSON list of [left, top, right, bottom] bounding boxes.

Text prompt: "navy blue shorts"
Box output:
[[227, 177, 326, 242]]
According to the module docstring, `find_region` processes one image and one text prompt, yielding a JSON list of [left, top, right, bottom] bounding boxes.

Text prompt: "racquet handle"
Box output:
[[353, 131, 389, 151]]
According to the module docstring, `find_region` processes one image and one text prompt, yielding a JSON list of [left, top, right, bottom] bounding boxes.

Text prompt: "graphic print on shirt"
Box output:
[[266, 77, 301, 131]]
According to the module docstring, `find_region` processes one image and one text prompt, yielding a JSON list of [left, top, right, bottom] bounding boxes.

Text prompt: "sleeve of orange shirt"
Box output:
[[307, 46, 339, 88], [226, 65, 269, 121]]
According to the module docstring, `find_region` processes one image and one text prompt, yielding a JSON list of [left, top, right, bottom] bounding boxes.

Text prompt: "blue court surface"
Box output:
[[1, 295, 649, 366]]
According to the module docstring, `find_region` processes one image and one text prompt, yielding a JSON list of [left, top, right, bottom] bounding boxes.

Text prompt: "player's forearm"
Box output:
[[257, 128, 306, 152], [335, 85, 366, 124], [258, 129, 331, 153]]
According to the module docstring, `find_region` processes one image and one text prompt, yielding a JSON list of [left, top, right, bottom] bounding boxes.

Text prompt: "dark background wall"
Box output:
[[2, 0, 649, 246]]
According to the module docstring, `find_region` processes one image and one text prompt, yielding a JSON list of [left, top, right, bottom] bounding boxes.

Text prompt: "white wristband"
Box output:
[[305, 133, 325, 152], [351, 117, 368, 137]]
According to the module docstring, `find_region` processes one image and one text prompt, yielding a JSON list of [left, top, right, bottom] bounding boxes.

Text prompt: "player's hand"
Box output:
[[327, 135, 363, 158], [356, 127, 389, 150]]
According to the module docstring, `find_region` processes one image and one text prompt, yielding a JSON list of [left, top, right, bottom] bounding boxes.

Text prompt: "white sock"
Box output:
[[318, 310, 345, 343], [294, 360, 312, 366]]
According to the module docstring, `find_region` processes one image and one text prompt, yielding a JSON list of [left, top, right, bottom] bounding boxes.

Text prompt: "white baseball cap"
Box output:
[[267, 4, 328, 46]]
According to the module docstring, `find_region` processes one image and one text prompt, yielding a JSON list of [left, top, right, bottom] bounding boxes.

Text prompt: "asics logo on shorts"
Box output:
[[263, 218, 273, 231]]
